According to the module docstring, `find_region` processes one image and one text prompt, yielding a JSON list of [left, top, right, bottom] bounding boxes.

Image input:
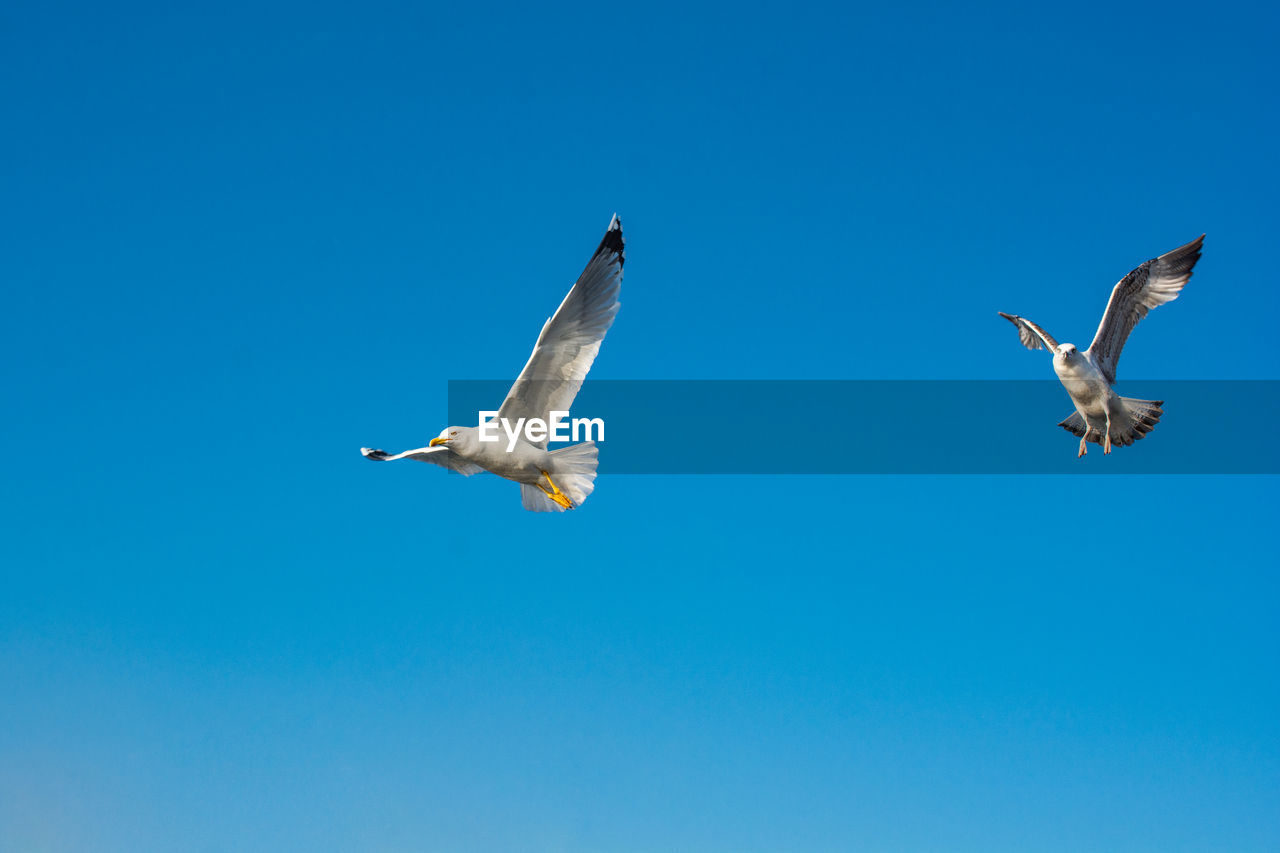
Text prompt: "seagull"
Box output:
[[998, 235, 1203, 457], [361, 215, 624, 511]]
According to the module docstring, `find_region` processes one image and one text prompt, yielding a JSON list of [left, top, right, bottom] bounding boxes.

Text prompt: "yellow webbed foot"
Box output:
[[550, 492, 574, 510], [538, 471, 575, 510]]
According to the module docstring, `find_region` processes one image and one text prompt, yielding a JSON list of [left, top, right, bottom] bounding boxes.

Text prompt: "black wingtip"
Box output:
[[1153, 234, 1204, 278], [361, 447, 390, 461], [997, 311, 1017, 322], [1165, 233, 1204, 261], [597, 214, 624, 266]]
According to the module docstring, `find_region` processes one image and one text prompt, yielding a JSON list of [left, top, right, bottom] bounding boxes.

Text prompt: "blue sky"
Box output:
[[2, 1, 1278, 851]]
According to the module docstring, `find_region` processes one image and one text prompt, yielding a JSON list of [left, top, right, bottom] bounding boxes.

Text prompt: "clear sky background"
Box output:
[[2, 1, 1278, 851]]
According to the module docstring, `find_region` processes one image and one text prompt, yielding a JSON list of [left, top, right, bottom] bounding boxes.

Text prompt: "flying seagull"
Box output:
[[361, 215, 624, 511], [998, 235, 1203, 457]]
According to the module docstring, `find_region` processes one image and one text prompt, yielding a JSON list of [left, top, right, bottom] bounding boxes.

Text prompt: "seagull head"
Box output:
[[430, 426, 482, 457], [1059, 343, 1078, 358], [429, 427, 462, 447]]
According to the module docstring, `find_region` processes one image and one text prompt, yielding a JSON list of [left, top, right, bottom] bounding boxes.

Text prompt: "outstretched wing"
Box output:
[[998, 312, 1060, 352], [360, 446, 483, 476], [1086, 235, 1203, 384], [496, 215, 624, 448]]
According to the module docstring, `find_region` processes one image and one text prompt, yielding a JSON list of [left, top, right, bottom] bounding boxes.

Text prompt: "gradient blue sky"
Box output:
[[2, 1, 1278, 851]]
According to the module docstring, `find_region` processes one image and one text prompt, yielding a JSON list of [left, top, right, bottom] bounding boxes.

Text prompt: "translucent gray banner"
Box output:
[[446, 380, 1280, 474]]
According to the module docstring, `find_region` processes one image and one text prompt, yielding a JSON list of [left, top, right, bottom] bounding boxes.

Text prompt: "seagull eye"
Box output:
[[450, 431, 457, 436]]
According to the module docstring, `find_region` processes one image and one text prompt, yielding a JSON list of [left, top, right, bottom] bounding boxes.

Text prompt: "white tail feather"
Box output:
[[518, 441, 599, 512], [521, 483, 561, 512]]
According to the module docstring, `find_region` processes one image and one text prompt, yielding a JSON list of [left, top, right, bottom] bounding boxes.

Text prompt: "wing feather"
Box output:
[[360, 446, 483, 476], [998, 312, 1060, 352], [496, 215, 624, 447], [1086, 235, 1203, 384]]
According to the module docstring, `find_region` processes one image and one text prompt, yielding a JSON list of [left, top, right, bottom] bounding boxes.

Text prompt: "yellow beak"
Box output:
[[429, 437, 451, 447]]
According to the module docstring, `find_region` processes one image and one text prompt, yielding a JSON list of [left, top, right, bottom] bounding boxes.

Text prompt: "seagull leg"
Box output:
[[1078, 435, 1088, 458], [1103, 412, 1113, 455], [538, 471, 575, 510]]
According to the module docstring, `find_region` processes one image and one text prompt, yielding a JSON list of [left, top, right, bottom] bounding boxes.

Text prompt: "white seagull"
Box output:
[[998, 235, 1203, 457], [361, 215, 624, 510]]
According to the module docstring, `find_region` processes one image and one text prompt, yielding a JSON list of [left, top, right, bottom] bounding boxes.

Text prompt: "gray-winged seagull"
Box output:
[[361, 215, 623, 510], [998, 235, 1203, 457]]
